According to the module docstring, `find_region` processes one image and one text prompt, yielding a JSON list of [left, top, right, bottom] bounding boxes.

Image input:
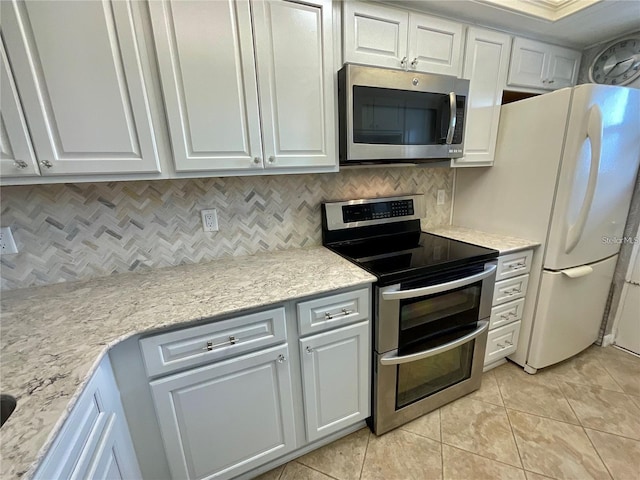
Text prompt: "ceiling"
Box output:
[[381, 0, 640, 49]]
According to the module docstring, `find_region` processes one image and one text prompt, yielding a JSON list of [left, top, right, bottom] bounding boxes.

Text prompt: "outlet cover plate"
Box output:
[[0, 227, 18, 254], [201, 209, 219, 232], [437, 190, 446, 205]]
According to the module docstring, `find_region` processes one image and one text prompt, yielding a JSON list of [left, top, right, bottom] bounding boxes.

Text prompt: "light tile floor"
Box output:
[[255, 345, 640, 480]]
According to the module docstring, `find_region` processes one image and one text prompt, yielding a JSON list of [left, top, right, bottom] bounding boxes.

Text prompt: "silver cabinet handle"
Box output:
[[509, 262, 525, 269], [268, 156, 275, 163], [306, 346, 313, 354], [500, 314, 510, 320], [505, 288, 521, 295], [40, 160, 53, 168], [400, 56, 408, 68], [253, 157, 261, 164], [380, 321, 489, 365], [202, 335, 238, 351], [277, 354, 286, 363], [382, 265, 497, 301], [324, 308, 354, 320], [505, 340, 513, 346], [410, 57, 418, 68], [548, 79, 555, 84], [445, 92, 457, 145], [13, 160, 28, 169]]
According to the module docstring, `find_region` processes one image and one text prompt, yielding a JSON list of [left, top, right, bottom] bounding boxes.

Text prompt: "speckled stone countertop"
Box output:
[[0, 247, 375, 479], [426, 225, 540, 253]]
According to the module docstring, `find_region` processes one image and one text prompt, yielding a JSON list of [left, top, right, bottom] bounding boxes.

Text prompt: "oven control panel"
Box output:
[[343, 199, 414, 222], [323, 194, 424, 231]]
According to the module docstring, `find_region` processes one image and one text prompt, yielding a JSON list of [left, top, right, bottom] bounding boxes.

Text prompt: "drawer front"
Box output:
[[297, 288, 370, 336], [140, 307, 287, 377], [485, 321, 521, 364], [489, 297, 525, 330], [496, 250, 533, 281], [493, 274, 529, 305]]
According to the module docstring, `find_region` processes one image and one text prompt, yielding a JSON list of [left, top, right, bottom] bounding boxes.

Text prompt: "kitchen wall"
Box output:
[[0, 167, 453, 291]]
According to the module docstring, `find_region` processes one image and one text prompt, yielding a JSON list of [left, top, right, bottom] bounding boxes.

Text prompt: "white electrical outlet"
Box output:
[[201, 209, 219, 232], [0, 227, 18, 254], [437, 190, 446, 205]]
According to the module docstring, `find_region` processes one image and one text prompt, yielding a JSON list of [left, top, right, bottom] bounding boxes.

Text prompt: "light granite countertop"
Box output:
[[426, 225, 540, 254], [0, 247, 375, 479]]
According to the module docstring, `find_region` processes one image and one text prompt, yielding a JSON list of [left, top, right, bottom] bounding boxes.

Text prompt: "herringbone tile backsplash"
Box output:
[[0, 167, 453, 290]]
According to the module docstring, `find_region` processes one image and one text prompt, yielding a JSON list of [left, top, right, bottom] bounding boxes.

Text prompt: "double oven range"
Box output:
[[322, 195, 498, 434]]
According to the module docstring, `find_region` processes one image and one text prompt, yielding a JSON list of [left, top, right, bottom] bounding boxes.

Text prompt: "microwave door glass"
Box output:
[[352, 86, 448, 146]]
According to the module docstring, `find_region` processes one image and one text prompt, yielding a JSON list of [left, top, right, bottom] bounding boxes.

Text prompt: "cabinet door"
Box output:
[[252, 0, 336, 169], [547, 45, 581, 89], [453, 28, 511, 167], [343, 0, 408, 70], [149, 0, 263, 172], [1, 0, 160, 175], [299, 321, 370, 442], [34, 360, 141, 480], [0, 36, 39, 177], [407, 13, 464, 76], [508, 37, 551, 90], [150, 344, 296, 480]]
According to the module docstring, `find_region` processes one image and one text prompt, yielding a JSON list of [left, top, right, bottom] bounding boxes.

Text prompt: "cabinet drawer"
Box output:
[[489, 297, 525, 330], [297, 288, 370, 336], [493, 274, 529, 305], [140, 307, 287, 377], [496, 250, 533, 281], [485, 321, 521, 364]]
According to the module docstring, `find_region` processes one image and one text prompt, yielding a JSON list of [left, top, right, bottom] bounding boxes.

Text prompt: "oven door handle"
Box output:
[[379, 320, 489, 365], [381, 264, 497, 301]]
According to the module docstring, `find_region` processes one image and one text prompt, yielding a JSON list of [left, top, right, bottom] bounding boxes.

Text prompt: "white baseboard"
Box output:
[[602, 333, 615, 347]]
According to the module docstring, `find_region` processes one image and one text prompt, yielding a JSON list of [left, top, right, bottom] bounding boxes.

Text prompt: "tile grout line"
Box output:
[[581, 430, 615, 480], [293, 460, 341, 480], [495, 372, 526, 471], [442, 441, 529, 473], [357, 431, 371, 480], [589, 348, 629, 393]]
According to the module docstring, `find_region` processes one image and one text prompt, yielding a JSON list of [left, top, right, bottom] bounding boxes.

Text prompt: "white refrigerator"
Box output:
[[454, 84, 640, 372]]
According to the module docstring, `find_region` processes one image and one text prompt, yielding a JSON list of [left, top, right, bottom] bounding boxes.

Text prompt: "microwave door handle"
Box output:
[[381, 264, 497, 301], [445, 92, 456, 144], [380, 321, 489, 365]]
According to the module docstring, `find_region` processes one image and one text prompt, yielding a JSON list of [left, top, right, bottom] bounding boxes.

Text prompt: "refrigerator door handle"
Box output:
[[561, 265, 593, 278], [565, 105, 602, 254]]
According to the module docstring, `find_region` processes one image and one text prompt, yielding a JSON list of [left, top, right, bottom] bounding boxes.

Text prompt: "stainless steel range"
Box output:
[[322, 195, 498, 434]]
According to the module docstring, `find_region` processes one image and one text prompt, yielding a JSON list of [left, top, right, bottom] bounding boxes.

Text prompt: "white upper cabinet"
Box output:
[[453, 27, 511, 167], [151, 0, 336, 173], [343, 1, 463, 76], [1, 0, 160, 176], [508, 37, 581, 91], [343, 1, 409, 69], [407, 13, 463, 76], [0, 35, 39, 177], [253, 0, 336, 169], [149, 0, 262, 172]]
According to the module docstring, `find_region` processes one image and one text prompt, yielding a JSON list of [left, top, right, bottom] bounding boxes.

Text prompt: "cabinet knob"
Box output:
[[410, 58, 418, 69], [306, 346, 313, 354], [277, 354, 286, 363], [40, 160, 53, 168], [400, 56, 408, 68], [324, 312, 334, 320], [548, 79, 555, 84], [253, 157, 261, 164], [268, 156, 275, 164], [13, 160, 28, 169], [342, 308, 353, 316]]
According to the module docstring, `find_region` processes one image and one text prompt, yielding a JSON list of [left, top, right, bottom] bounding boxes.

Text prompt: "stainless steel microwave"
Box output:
[[338, 64, 469, 164]]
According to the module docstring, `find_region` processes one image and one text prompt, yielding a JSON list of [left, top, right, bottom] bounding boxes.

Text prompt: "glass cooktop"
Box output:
[[327, 231, 498, 286]]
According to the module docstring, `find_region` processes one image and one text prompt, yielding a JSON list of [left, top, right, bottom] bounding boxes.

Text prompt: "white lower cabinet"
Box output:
[[299, 321, 370, 442], [33, 359, 141, 480], [150, 344, 296, 480], [484, 249, 532, 369]]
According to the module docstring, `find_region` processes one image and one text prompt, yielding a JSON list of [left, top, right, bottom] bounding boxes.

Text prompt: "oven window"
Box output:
[[396, 339, 474, 409], [352, 86, 446, 145], [399, 282, 481, 351]]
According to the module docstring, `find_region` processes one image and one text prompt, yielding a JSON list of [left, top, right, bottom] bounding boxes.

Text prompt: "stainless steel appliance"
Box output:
[[338, 64, 469, 164], [322, 195, 498, 434]]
